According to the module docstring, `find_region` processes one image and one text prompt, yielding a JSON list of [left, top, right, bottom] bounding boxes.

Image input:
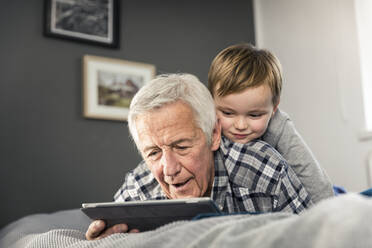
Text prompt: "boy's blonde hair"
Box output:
[[208, 43, 282, 105]]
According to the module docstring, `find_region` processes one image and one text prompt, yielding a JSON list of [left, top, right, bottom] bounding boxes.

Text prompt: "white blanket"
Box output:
[[1, 193, 372, 248]]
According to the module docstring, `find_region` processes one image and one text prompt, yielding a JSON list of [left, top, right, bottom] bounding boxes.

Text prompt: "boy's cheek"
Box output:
[[215, 115, 228, 126], [216, 111, 223, 119], [219, 120, 233, 136]]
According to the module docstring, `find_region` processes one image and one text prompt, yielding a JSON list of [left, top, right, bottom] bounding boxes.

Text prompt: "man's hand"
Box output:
[[85, 220, 139, 240]]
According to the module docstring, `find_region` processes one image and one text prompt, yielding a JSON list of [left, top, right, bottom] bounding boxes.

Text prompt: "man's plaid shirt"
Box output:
[[114, 137, 313, 214]]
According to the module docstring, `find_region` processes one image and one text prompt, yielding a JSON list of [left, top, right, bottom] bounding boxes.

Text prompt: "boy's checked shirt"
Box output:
[[114, 136, 312, 214]]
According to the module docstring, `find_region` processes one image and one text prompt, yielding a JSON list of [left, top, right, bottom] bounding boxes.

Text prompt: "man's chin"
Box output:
[[169, 189, 201, 199]]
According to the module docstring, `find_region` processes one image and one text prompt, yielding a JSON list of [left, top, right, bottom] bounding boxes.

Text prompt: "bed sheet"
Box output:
[[1, 193, 372, 248]]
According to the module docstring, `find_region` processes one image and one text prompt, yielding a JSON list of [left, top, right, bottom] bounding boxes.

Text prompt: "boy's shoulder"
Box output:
[[262, 108, 294, 147], [269, 108, 291, 129]]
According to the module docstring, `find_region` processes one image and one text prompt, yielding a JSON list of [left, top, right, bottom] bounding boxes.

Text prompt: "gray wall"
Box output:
[[0, 1, 255, 228]]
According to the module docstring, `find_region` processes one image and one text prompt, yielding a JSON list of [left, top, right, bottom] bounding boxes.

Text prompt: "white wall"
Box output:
[[254, 0, 372, 191], [355, 0, 372, 131]]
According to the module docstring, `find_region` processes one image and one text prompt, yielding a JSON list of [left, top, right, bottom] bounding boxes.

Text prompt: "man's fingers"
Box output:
[[86, 222, 136, 240], [112, 224, 129, 234], [129, 228, 140, 233], [99, 224, 129, 239], [86, 220, 106, 240]]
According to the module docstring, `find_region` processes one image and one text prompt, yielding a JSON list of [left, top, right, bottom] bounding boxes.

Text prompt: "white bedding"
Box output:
[[1, 193, 372, 248]]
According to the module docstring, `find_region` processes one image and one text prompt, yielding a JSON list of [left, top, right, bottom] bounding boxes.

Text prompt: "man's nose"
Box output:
[[161, 150, 181, 177], [234, 116, 248, 130]]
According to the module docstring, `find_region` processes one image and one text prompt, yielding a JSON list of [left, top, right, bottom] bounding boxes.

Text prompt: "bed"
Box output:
[[1, 193, 372, 248]]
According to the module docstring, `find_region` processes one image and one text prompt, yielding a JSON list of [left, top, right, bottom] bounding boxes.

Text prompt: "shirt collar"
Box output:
[[211, 141, 233, 211]]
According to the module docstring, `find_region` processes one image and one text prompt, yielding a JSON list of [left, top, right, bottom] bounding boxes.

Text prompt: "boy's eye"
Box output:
[[248, 113, 265, 118], [250, 114, 261, 117], [221, 110, 233, 116]]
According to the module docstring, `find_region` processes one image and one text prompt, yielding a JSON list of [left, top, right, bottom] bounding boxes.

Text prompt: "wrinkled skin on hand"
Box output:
[[85, 220, 139, 240]]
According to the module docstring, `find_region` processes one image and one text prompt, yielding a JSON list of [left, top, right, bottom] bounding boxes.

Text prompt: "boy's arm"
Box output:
[[262, 109, 334, 204]]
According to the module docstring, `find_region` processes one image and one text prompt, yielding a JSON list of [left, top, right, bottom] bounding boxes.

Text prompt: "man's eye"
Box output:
[[148, 150, 160, 158], [175, 146, 189, 151]]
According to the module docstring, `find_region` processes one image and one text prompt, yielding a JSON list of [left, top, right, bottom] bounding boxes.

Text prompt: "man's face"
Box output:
[[135, 101, 220, 199], [214, 84, 278, 144]]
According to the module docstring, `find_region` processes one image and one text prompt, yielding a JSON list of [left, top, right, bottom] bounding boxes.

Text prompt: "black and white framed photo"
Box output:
[[44, 0, 119, 48]]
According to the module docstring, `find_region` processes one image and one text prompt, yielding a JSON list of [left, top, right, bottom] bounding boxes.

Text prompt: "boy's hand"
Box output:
[[85, 220, 139, 240]]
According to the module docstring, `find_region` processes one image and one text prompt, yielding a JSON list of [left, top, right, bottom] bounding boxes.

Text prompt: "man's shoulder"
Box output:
[[242, 139, 287, 174], [220, 136, 285, 164], [126, 160, 157, 187], [114, 160, 164, 201], [219, 137, 287, 191], [131, 160, 151, 175], [246, 139, 285, 161]]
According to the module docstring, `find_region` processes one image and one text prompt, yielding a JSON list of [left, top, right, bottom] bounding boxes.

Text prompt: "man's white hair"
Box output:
[[128, 73, 216, 148]]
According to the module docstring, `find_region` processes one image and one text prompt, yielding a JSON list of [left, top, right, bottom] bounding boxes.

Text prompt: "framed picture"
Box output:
[[83, 55, 156, 121], [44, 0, 119, 48]]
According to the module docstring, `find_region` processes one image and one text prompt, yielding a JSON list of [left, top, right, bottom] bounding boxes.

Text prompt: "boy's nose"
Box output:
[[161, 150, 181, 177], [234, 116, 248, 130]]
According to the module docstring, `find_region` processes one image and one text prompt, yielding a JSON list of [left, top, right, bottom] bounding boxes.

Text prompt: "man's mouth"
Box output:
[[173, 178, 192, 188]]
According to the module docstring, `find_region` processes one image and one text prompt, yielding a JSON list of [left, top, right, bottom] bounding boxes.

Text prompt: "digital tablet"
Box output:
[[81, 197, 221, 231]]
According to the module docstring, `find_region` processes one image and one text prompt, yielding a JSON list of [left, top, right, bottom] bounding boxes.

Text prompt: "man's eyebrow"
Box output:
[[142, 139, 192, 153], [143, 145, 159, 154], [170, 138, 192, 146]]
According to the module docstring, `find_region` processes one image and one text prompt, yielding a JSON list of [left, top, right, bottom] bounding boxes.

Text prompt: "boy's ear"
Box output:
[[272, 99, 280, 116], [211, 119, 221, 151]]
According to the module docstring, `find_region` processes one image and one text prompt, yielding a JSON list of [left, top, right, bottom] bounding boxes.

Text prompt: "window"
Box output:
[[355, 0, 372, 132]]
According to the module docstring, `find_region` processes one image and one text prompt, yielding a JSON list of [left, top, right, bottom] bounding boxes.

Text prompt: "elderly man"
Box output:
[[86, 73, 312, 240]]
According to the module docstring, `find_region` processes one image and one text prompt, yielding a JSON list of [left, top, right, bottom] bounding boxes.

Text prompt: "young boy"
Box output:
[[208, 43, 334, 203]]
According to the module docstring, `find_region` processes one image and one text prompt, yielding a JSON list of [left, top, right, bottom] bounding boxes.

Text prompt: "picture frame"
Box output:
[[83, 55, 156, 121], [44, 0, 119, 48]]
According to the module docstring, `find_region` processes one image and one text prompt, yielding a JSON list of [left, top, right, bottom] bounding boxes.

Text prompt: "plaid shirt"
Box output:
[[114, 137, 312, 214]]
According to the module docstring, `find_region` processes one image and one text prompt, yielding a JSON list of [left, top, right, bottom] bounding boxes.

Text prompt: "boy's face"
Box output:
[[214, 84, 278, 144]]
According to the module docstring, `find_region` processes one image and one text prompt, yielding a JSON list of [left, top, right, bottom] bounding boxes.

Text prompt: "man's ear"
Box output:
[[211, 119, 221, 151]]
